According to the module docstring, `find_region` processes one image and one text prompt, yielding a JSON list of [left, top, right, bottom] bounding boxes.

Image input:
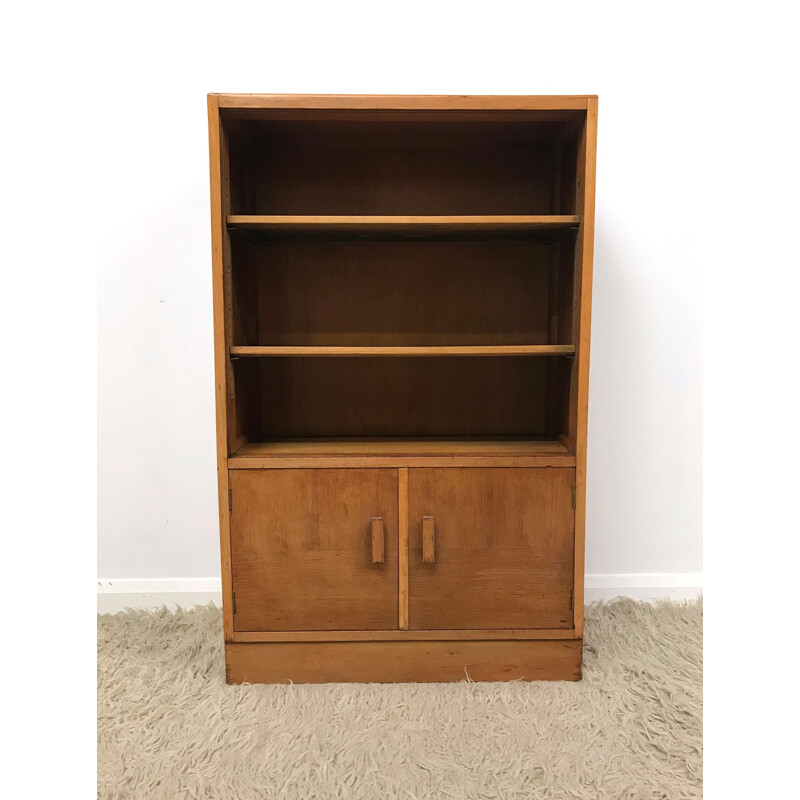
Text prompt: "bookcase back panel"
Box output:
[[232, 356, 556, 439], [229, 120, 578, 215], [231, 237, 577, 347]]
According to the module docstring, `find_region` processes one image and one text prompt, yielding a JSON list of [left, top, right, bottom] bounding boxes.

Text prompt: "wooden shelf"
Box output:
[[227, 215, 580, 235], [230, 345, 576, 357], [229, 438, 574, 469], [235, 438, 570, 457]]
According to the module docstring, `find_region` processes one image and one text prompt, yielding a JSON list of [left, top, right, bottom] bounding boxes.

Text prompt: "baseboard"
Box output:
[[584, 573, 702, 602], [97, 573, 702, 613], [97, 578, 223, 613]]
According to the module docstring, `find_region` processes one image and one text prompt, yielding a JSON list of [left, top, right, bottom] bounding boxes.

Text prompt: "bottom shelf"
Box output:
[[229, 437, 573, 467]]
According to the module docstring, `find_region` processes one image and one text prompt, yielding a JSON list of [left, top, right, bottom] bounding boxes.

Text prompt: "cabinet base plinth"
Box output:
[[225, 639, 582, 684]]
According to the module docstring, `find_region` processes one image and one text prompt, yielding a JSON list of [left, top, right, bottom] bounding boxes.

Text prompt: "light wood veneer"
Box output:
[[208, 94, 597, 682]]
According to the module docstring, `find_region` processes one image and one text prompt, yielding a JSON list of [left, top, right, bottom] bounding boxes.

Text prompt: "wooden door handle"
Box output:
[[422, 515, 435, 563], [371, 516, 385, 564]]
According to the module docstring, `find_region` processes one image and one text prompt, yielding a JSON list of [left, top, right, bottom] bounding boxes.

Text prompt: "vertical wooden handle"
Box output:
[[371, 516, 384, 564], [422, 515, 435, 563]]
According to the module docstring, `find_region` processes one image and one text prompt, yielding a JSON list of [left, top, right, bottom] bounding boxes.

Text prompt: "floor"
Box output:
[[98, 599, 702, 799]]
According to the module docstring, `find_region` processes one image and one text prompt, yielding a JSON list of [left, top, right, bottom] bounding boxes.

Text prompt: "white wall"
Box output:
[[97, 2, 703, 604]]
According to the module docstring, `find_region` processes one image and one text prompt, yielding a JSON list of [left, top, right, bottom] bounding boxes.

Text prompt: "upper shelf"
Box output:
[[226, 215, 580, 235], [230, 345, 576, 357]]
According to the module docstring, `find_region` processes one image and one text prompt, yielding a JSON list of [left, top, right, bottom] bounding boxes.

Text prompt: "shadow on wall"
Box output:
[[98, 185, 221, 580], [585, 214, 702, 576]]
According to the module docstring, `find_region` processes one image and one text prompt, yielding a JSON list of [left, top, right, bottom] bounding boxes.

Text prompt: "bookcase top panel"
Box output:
[[213, 93, 596, 112]]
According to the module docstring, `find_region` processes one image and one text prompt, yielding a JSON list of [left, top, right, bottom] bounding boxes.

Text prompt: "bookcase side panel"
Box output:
[[572, 99, 598, 635], [209, 95, 236, 640]]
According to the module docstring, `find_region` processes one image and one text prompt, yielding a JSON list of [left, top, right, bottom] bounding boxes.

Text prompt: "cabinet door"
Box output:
[[230, 469, 398, 631], [408, 468, 574, 630]]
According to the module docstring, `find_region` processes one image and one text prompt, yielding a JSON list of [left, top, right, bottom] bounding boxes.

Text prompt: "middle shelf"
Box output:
[[230, 345, 575, 357], [226, 214, 581, 236]]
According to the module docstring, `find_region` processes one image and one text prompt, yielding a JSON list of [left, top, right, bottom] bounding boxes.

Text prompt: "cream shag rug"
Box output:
[[98, 599, 702, 799]]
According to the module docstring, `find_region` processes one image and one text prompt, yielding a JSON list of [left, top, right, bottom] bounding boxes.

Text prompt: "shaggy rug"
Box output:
[[98, 599, 702, 799]]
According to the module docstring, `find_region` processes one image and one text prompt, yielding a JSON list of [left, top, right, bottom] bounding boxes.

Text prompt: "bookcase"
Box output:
[[208, 94, 597, 683]]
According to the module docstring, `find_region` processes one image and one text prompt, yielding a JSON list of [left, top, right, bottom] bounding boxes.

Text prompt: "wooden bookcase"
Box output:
[[208, 94, 597, 683]]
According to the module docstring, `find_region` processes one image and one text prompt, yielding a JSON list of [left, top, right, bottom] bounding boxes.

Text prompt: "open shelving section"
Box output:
[[216, 103, 585, 458], [216, 102, 592, 451]]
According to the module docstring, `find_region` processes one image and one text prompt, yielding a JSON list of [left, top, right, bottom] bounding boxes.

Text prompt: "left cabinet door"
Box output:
[[229, 469, 399, 631]]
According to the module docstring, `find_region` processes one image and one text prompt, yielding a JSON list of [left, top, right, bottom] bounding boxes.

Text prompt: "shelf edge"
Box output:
[[228, 456, 576, 469], [226, 214, 581, 231], [229, 345, 576, 357]]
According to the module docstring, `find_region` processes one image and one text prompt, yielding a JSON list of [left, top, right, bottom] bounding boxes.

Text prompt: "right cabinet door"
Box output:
[[408, 468, 575, 630]]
